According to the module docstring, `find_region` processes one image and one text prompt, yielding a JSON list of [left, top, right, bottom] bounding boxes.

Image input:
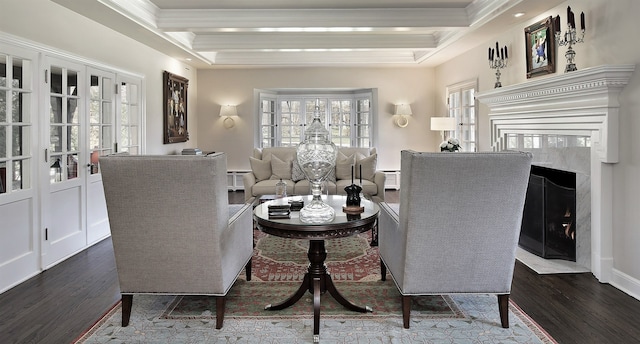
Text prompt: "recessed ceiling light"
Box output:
[[186, 58, 192, 61], [514, 12, 525, 18]]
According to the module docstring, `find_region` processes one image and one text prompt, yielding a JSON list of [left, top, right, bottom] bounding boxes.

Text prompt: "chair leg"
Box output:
[[121, 294, 133, 327], [245, 257, 252, 281], [498, 294, 510, 328], [380, 258, 387, 281], [402, 295, 411, 329], [215, 296, 226, 329]]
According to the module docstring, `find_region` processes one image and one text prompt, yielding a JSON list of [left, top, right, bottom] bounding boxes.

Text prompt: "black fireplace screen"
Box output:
[[519, 166, 576, 261]]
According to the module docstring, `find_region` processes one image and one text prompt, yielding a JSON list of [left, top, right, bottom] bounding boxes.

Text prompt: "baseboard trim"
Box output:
[[610, 268, 640, 302]]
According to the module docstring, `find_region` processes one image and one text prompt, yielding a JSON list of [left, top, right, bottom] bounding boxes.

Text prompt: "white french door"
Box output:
[[447, 80, 477, 152], [86, 68, 115, 245], [41, 57, 86, 268], [0, 38, 145, 292], [0, 45, 40, 292]]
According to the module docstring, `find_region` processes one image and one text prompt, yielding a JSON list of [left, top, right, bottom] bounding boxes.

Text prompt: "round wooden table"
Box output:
[[254, 195, 379, 343]]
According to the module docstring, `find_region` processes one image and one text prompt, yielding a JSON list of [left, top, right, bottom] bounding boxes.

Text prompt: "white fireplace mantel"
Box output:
[[476, 65, 635, 282], [476, 64, 635, 163]]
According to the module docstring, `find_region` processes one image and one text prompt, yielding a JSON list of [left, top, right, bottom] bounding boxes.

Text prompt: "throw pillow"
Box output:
[[292, 158, 305, 182], [356, 153, 377, 182], [249, 157, 272, 182], [335, 152, 356, 180], [270, 155, 292, 180]]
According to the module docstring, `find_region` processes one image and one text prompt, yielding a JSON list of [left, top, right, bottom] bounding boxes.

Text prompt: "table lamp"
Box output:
[[430, 117, 457, 141]]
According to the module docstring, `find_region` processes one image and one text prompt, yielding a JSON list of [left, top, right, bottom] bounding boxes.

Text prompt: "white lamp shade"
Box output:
[[219, 105, 237, 117], [430, 117, 457, 131], [394, 104, 413, 116]]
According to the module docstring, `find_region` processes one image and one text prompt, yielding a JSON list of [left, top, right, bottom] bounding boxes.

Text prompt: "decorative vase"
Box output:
[[296, 100, 338, 223]]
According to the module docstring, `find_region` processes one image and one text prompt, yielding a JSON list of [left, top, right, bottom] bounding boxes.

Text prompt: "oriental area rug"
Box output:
[[75, 231, 557, 344]]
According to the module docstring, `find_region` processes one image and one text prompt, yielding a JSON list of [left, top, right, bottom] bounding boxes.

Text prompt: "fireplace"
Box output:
[[476, 65, 635, 280], [519, 165, 576, 261]]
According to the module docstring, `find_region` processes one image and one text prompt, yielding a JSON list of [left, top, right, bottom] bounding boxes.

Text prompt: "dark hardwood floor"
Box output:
[[1, 190, 639, 344]]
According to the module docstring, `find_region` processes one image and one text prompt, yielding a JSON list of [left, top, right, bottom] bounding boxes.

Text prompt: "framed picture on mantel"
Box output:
[[163, 71, 189, 144], [525, 16, 556, 79]]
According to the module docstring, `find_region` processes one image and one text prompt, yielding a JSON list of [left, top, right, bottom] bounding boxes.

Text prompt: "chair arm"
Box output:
[[220, 202, 254, 292], [378, 202, 406, 284], [242, 172, 257, 202], [228, 202, 253, 225], [379, 202, 399, 225], [373, 171, 386, 201]]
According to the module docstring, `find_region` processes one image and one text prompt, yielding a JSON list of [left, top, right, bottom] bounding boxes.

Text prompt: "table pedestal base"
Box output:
[[265, 239, 372, 342]]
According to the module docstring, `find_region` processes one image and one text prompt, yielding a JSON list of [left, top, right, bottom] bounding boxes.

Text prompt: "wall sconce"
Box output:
[[219, 105, 238, 129], [430, 117, 457, 141], [393, 104, 412, 128]]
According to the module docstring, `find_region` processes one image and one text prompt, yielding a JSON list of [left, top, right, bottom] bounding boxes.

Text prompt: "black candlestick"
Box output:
[[555, 8, 585, 72], [488, 41, 508, 88], [351, 165, 354, 185]]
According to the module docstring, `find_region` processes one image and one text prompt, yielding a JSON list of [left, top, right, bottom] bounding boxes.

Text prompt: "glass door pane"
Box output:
[[329, 99, 351, 147], [260, 98, 276, 148], [280, 100, 301, 147], [118, 78, 141, 154], [0, 54, 33, 193], [89, 75, 114, 173], [355, 98, 370, 147], [49, 67, 80, 182]]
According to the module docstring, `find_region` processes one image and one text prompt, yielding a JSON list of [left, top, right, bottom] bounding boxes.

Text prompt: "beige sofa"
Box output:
[[243, 147, 385, 202]]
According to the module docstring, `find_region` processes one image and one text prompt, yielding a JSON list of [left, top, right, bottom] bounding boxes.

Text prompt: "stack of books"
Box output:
[[181, 148, 203, 155], [288, 199, 304, 212], [268, 204, 291, 219]]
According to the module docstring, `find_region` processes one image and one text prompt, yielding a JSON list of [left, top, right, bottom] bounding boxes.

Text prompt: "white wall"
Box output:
[[0, 0, 199, 155], [435, 0, 640, 296], [196, 67, 438, 171]]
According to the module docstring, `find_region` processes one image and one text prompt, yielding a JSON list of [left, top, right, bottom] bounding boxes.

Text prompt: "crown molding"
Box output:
[[99, 0, 159, 28]]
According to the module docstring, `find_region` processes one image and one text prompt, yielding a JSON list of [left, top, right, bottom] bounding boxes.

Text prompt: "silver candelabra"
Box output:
[[488, 42, 508, 88], [554, 7, 585, 72]]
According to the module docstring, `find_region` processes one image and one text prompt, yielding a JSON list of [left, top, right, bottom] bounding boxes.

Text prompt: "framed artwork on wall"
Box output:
[[163, 71, 189, 144], [525, 16, 556, 78]]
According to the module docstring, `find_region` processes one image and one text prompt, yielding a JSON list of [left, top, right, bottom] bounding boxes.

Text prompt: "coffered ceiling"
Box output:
[[51, 0, 564, 68]]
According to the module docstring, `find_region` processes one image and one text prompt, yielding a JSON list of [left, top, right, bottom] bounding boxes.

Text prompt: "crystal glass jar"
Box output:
[[296, 100, 338, 223], [275, 178, 287, 199]]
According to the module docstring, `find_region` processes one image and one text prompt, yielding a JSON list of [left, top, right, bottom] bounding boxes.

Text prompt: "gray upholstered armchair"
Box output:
[[100, 153, 254, 329], [379, 150, 532, 329]]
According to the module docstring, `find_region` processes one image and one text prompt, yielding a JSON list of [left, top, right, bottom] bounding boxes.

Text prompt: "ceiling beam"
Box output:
[[156, 8, 471, 30], [191, 33, 438, 51], [205, 50, 424, 65]]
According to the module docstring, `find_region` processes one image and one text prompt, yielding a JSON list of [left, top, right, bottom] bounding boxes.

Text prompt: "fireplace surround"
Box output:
[[477, 65, 634, 282]]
